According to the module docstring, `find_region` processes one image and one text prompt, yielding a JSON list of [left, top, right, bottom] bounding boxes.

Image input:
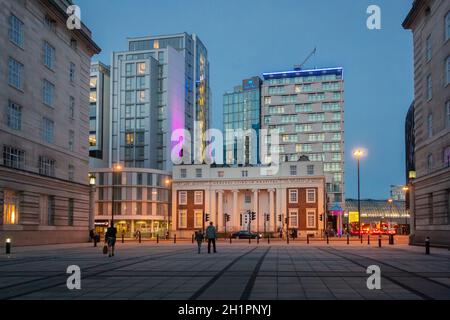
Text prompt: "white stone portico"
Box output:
[[172, 161, 326, 238]]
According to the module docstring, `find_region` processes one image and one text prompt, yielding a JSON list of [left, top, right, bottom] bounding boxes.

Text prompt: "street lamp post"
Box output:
[[88, 174, 96, 241], [353, 149, 365, 239], [165, 178, 171, 238], [111, 164, 122, 228], [388, 198, 393, 233]]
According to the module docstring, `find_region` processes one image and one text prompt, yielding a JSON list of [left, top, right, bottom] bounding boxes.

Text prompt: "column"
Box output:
[[276, 187, 283, 232], [210, 190, 217, 228], [232, 190, 239, 232], [171, 189, 177, 232], [252, 189, 259, 233], [89, 185, 96, 236], [269, 189, 276, 233], [217, 190, 224, 232]]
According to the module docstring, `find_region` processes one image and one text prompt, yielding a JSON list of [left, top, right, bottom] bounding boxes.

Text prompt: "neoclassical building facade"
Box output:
[[172, 162, 326, 238]]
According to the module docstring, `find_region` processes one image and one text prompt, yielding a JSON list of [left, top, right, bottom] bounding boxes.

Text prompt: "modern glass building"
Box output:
[[89, 61, 110, 168], [261, 67, 345, 227], [223, 77, 261, 164]]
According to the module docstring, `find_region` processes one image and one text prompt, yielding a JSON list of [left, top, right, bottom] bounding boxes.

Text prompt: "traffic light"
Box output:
[[240, 214, 243, 226], [265, 214, 270, 222], [225, 213, 230, 222], [319, 214, 323, 222], [278, 215, 282, 222], [285, 217, 288, 224], [205, 213, 210, 222], [251, 212, 256, 221]]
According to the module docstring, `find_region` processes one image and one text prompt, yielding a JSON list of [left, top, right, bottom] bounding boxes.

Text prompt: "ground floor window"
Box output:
[[289, 210, 298, 228], [307, 209, 316, 228], [194, 210, 203, 229], [179, 210, 187, 228], [3, 190, 20, 224]]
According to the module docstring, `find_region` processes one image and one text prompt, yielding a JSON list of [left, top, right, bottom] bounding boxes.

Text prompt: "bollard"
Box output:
[[307, 234, 309, 244], [347, 234, 349, 245], [94, 236, 97, 247], [192, 234, 194, 244], [368, 235, 370, 245], [157, 234, 159, 244], [389, 234, 394, 245], [139, 233, 141, 244], [5, 238, 11, 255], [249, 237, 251, 244], [326, 234, 329, 245], [230, 235, 232, 244], [257, 236, 259, 244], [378, 235, 382, 248], [287, 234, 290, 244], [268, 234, 270, 244], [122, 233, 124, 244], [174, 234, 176, 244], [360, 234, 363, 244], [425, 237, 430, 255]]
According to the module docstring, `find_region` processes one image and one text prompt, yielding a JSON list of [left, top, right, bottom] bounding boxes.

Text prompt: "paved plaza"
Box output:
[[0, 239, 449, 300]]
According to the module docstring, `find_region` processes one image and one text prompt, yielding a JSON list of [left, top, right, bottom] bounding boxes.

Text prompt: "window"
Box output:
[[289, 189, 298, 203], [43, 80, 55, 107], [8, 58, 23, 90], [323, 122, 341, 131], [426, 34, 432, 61], [296, 104, 313, 113], [89, 134, 96, 147], [137, 62, 146, 75], [3, 190, 20, 224], [447, 101, 450, 128], [295, 124, 312, 132], [443, 147, 450, 167], [194, 191, 203, 205], [44, 15, 56, 32], [289, 210, 298, 228], [241, 170, 248, 177], [125, 63, 133, 76], [7, 101, 22, 130], [69, 62, 76, 82], [68, 165, 74, 181], [193, 210, 203, 229], [307, 165, 314, 175], [3, 146, 25, 169], [296, 144, 312, 152], [308, 133, 325, 142], [308, 113, 325, 122], [68, 130, 75, 151], [446, 11, 450, 42], [306, 209, 316, 228], [70, 96, 75, 119], [137, 90, 146, 102], [446, 56, 450, 86], [179, 210, 187, 228], [178, 191, 187, 205], [306, 189, 316, 203], [218, 171, 224, 178], [43, 41, 55, 69], [137, 76, 145, 89], [9, 14, 24, 47], [323, 143, 340, 151], [244, 194, 251, 204], [68, 199, 74, 226], [427, 74, 432, 101], [180, 168, 187, 178], [48, 196, 55, 226], [195, 168, 202, 178], [428, 114, 433, 138], [39, 156, 55, 176], [42, 117, 54, 143], [264, 97, 272, 105], [290, 165, 297, 176], [90, 77, 98, 88], [427, 154, 433, 172], [322, 102, 341, 111], [70, 38, 77, 50]]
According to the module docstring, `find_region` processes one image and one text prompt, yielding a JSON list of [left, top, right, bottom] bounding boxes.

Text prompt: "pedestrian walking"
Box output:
[[194, 230, 204, 254], [205, 222, 217, 254], [105, 223, 117, 257]]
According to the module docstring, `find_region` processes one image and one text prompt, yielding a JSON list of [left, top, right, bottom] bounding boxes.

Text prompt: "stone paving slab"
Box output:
[[0, 242, 449, 300]]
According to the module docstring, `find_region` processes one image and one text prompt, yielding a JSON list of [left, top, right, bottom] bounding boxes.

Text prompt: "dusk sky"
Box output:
[[76, 0, 414, 200]]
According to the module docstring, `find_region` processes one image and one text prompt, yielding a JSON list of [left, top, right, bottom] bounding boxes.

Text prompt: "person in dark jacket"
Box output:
[[105, 224, 117, 257], [205, 222, 217, 254], [194, 230, 204, 254]]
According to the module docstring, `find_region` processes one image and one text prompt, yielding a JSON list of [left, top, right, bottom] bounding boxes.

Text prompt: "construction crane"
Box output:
[[294, 47, 317, 70]]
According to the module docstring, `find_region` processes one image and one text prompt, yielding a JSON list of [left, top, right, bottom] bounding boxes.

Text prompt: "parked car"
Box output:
[[231, 230, 262, 239]]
